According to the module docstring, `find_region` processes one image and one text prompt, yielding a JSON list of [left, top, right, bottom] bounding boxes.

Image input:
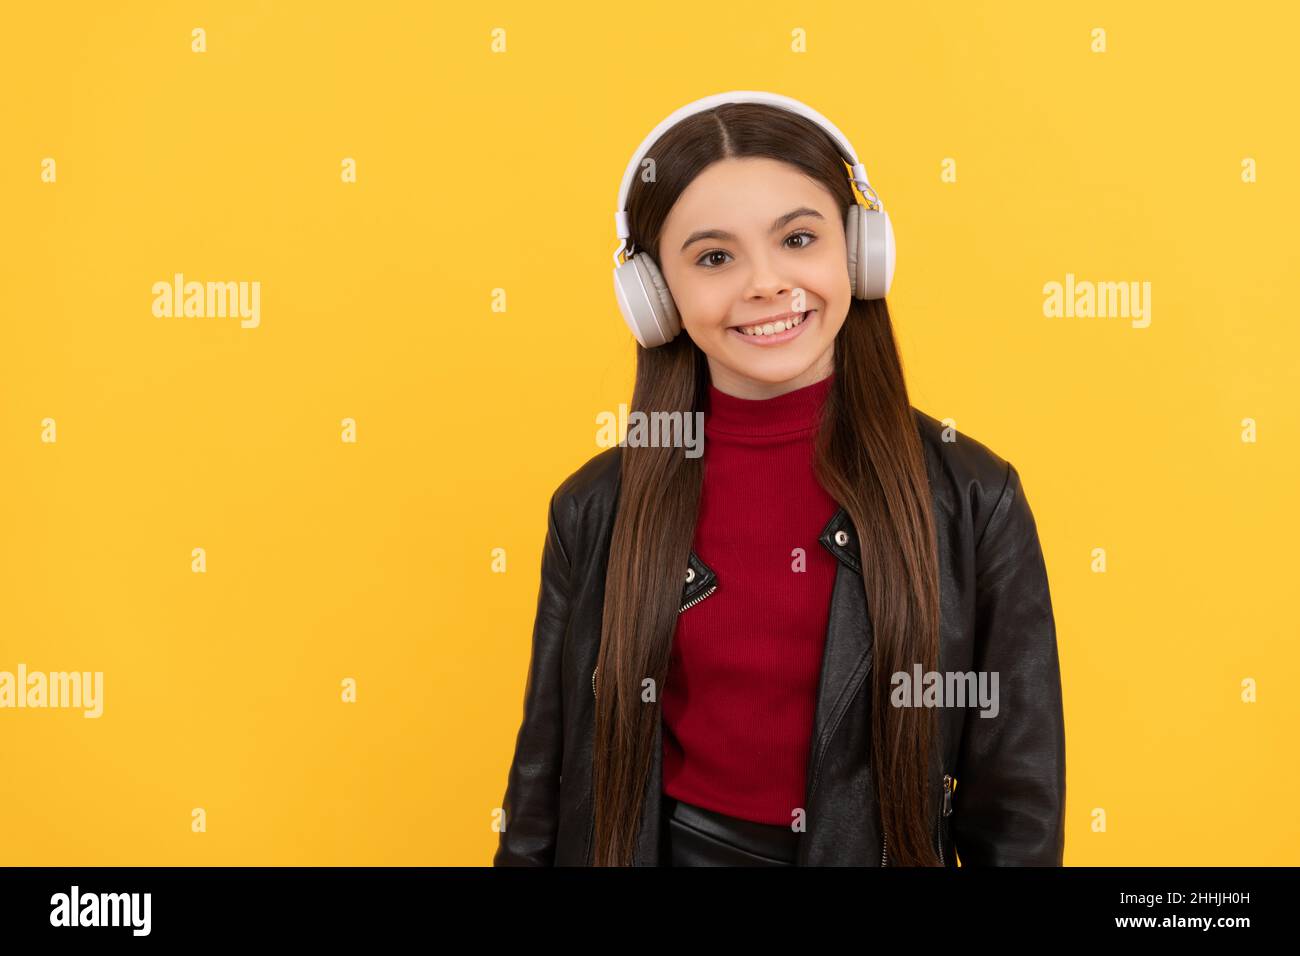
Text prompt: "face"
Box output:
[[656, 156, 851, 400]]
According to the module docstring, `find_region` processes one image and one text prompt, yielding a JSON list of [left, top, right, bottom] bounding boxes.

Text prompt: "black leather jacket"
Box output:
[[494, 407, 1066, 866]]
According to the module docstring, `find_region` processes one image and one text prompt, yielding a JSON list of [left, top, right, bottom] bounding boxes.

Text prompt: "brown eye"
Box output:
[[695, 230, 816, 269]]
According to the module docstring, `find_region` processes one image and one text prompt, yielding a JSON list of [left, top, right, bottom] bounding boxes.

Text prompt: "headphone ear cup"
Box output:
[[638, 253, 680, 336], [612, 252, 681, 348], [845, 203, 896, 299], [845, 204, 862, 298]]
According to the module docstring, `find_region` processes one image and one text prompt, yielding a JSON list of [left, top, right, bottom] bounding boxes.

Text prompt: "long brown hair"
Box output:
[[592, 102, 941, 866]]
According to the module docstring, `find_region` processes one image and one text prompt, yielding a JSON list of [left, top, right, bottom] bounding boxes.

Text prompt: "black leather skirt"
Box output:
[[662, 795, 799, 866]]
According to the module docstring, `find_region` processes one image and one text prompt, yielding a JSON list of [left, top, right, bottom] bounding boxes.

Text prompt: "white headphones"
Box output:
[[612, 90, 896, 349]]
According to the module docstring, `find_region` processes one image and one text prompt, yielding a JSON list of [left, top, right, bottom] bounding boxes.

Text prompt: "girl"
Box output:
[[494, 91, 1066, 867]]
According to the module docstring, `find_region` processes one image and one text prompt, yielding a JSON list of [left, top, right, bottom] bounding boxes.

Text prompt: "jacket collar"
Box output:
[[816, 506, 862, 575], [680, 506, 861, 608]]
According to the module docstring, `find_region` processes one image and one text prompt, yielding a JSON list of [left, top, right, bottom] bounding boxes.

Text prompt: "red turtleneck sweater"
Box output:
[[661, 373, 841, 826]]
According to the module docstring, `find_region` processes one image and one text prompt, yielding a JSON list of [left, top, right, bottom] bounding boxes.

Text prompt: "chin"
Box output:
[[741, 367, 814, 386], [727, 351, 822, 384]]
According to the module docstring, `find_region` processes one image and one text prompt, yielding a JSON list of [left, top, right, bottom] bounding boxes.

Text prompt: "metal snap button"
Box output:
[[834, 529, 849, 547], [685, 567, 696, 584]]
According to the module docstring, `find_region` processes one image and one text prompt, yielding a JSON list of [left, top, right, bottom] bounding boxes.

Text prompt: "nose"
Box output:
[[743, 252, 793, 303]]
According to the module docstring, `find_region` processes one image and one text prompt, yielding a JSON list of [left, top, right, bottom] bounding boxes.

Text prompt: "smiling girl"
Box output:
[[495, 91, 1066, 868]]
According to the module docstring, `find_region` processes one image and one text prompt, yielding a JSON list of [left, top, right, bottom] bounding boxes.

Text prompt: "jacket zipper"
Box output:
[[592, 586, 718, 699], [678, 583, 716, 613], [587, 580, 717, 863], [938, 773, 954, 866], [883, 773, 954, 868]]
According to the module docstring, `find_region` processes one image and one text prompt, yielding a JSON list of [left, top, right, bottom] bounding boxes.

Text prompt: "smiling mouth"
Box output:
[[729, 310, 813, 338]]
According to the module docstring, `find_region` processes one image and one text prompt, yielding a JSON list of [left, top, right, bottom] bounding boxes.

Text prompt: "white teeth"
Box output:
[[741, 312, 805, 336]]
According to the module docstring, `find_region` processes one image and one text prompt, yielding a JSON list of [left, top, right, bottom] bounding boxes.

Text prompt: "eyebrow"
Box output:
[[679, 207, 826, 254]]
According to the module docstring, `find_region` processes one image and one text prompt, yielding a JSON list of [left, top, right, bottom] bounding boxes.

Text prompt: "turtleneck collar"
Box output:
[[705, 373, 834, 438]]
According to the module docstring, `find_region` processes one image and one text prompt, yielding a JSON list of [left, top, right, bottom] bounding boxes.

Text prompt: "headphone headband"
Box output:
[[613, 90, 882, 265]]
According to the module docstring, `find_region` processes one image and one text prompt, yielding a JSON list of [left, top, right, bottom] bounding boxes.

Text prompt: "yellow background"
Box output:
[[1, 1, 1296, 865]]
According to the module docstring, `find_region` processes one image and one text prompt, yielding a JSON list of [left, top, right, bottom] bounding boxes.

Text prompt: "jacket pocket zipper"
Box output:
[[938, 773, 954, 866], [882, 773, 954, 868]]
